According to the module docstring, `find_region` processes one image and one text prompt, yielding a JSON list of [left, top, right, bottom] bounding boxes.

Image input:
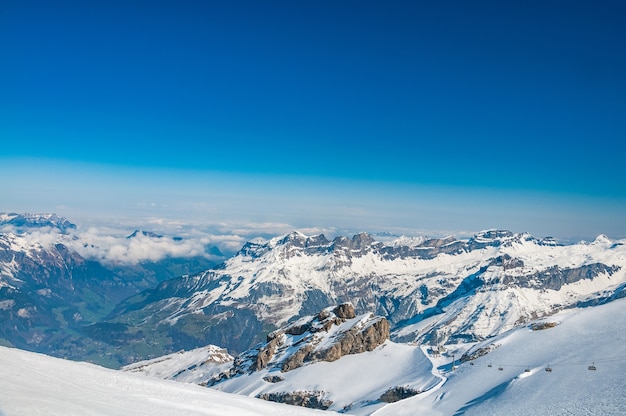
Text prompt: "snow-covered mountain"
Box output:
[[3, 300, 623, 415], [0, 230, 149, 365], [103, 230, 625, 357], [120, 299, 626, 415], [123, 303, 437, 413], [376, 297, 626, 416], [0, 213, 221, 366], [0, 212, 77, 233]]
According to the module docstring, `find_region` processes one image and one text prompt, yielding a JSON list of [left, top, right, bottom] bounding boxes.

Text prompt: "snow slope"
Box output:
[[376, 298, 626, 416], [0, 345, 336, 416], [215, 340, 439, 415], [121, 299, 626, 415], [122, 345, 234, 384]]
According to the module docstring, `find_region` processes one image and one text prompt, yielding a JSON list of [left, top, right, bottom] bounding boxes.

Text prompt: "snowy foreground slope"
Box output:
[[378, 298, 626, 416], [122, 344, 234, 383], [2, 303, 623, 415], [0, 345, 335, 416], [125, 300, 626, 415]]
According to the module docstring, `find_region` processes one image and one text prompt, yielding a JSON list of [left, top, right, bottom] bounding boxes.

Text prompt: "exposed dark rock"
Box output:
[[317, 309, 330, 321], [281, 345, 313, 372], [460, 344, 500, 362], [530, 322, 558, 331], [379, 386, 422, 403], [263, 375, 284, 383], [491, 254, 524, 270], [257, 391, 333, 410], [225, 305, 390, 377], [253, 335, 283, 371], [333, 303, 356, 319], [284, 322, 310, 336], [502, 263, 620, 290], [312, 318, 390, 363]]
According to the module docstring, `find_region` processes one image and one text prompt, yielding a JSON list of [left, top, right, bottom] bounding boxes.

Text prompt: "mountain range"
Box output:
[[1, 212, 625, 414], [122, 298, 626, 415], [99, 229, 625, 362], [0, 213, 220, 366]]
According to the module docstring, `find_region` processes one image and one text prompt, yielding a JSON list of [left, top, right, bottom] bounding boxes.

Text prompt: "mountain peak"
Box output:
[[473, 229, 515, 241], [126, 230, 163, 239], [0, 212, 76, 233], [592, 234, 612, 245]]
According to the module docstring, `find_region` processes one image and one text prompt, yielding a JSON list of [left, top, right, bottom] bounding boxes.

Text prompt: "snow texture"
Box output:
[[0, 345, 336, 416], [376, 298, 626, 416], [122, 345, 234, 384]]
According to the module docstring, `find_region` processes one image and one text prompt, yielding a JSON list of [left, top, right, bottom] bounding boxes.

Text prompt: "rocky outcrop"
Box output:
[[333, 303, 356, 319], [311, 318, 389, 363], [379, 386, 422, 403], [224, 303, 389, 377], [281, 345, 313, 372], [262, 375, 284, 383], [501, 263, 620, 290], [530, 321, 558, 331], [252, 335, 283, 371], [460, 343, 500, 362], [256, 391, 333, 410]]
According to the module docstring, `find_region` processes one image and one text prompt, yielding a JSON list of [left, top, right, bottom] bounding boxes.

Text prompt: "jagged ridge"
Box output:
[[102, 230, 626, 357]]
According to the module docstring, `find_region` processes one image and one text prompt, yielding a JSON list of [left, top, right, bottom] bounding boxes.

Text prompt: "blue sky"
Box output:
[[1, 1, 625, 241]]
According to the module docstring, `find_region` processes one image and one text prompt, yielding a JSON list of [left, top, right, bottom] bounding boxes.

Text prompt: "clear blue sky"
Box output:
[[1, 1, 625, 240]]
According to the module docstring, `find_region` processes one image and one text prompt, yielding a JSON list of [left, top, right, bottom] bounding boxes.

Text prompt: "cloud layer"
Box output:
[[0, 219, 343, 266]]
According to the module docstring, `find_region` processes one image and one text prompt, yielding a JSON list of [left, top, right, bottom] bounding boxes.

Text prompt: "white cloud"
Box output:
[[64, 227, 221, 265]]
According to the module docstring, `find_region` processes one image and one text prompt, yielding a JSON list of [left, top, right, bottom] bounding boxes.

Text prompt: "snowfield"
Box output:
[[214, 340, 440, 415], [123, 299, 626, 415], [377, 297, 626, 416], [122, 345, 234, 384], [0, 301, 624, 415], [0, 345, 336, 416]]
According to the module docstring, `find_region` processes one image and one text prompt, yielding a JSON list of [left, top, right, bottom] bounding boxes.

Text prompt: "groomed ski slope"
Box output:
[[0, 345, 336, 416], [375, 298, 626, 416]]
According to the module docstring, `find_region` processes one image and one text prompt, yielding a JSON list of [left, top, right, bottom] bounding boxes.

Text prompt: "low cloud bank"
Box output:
[[68, 228, 220, 264], [1, 219, 340, 265]]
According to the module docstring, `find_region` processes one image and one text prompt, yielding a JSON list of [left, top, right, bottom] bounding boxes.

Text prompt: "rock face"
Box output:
[[333, 303, 356, 319], [310, 317, 389, 363], [256, 391, 333, 410], [252, 336, 282, 371], [217, 303, 389, 380], [379, 386, 422, 403]]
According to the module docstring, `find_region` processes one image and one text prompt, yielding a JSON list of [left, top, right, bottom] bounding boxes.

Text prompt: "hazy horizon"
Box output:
[[2, 1, 625, 243]]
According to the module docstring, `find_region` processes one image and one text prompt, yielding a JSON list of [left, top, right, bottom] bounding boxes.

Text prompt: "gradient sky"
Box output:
[[1, 1, 625, 241]]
